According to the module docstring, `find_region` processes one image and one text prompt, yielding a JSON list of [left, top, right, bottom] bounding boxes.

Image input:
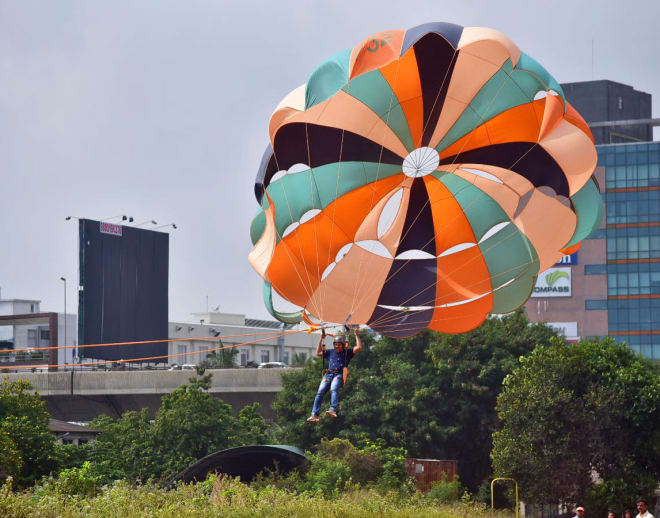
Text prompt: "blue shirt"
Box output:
[[324, 348, 355, 371]]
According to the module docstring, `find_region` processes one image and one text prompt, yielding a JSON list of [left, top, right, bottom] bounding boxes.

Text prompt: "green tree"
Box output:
[[273, 312, 556, 492], [0, 380, 58, 486], [86, 409, 158, 482], [237, 403, 270, 445], [425, 311, 557, 490], [72, 371, 275, 483], [150, 373, 239, 478], [0, 427, 22, 480], [492, 337, 660, 508]]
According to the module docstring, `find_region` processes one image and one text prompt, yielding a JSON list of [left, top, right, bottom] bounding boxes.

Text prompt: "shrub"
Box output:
[[39, 461, 102, 497], [428, 473, 463, 503], [296, 453, 353, 495], [251, 464, 304, 492], [357, 438, 410, 491], [0, 474, 498, 517], [316, 438, 382, 486]]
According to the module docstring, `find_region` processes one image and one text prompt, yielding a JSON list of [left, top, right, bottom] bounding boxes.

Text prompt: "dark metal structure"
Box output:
[[78, 219, 169, 362], [168, 445, 308, 486]]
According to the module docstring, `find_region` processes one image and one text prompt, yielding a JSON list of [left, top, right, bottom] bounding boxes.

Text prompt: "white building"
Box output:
[[0, 287, 319, 368], [168, 312, 319, 367], [0, 288, 77, 366]]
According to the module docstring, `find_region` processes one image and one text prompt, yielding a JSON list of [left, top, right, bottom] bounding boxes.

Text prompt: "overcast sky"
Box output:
[[1, 0, 659, 324]]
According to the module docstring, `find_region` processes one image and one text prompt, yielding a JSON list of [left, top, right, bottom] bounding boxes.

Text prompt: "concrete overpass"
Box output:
[[1, 368, 295, 422]]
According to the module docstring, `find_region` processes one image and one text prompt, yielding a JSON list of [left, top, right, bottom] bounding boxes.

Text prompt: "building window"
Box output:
[[30, 303, 35, 313], [260, 350, 270, 364], [177, 344, 188, 358], [240, 349, 250, 367], [40, 329, 50, 340], [618, 96, 623, 110], [27, 329, 37, 347], [283, 351, 290, 365], [585, 299, 608, 310], [585, 264, 607, 275]]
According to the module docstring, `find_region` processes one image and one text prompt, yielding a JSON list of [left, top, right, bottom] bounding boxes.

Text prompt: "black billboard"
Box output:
[[78, 219, 169, 362]]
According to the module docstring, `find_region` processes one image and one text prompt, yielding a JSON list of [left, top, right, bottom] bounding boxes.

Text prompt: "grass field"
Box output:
[[0, 475, 510, 518]]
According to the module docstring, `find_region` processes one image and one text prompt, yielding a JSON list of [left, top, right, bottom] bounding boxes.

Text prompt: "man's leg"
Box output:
[[309, 376, 330, 420], [326, 374, 343, 417]]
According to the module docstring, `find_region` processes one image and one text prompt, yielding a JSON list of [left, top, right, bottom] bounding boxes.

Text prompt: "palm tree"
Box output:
[[201, 341, 238, 369], [291, 352, 308, 367]]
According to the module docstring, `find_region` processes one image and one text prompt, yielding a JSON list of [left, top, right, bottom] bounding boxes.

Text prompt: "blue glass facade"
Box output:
[[598, 142, 660, 359]]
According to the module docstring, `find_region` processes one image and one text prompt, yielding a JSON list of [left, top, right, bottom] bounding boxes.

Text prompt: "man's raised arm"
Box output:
[[316, 329, 325, 357], [353, 329, 362, 354]]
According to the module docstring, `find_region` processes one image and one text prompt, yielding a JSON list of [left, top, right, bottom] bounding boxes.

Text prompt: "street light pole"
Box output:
[[60, 277, 66, 354]]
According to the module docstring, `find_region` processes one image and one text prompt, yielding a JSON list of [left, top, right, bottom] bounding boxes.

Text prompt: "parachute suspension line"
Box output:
[[348, 177, 484, 324], [318, 105, 347, 322], [367, 227, 540, 329], [380, 58, 518, 254], [348, 46, 464, 319], [319, 129, 348, 323], [368, 222, 541, 328], [276, 145, 324, 320], [353, 64, 536, 323], [369, 258, 541, 331], [270, 228, 319, 322], [304, 119, 326, 321], [0, 328, 306, 371], [345, 56, 403, 324], [265, 148, 322, 322], [331, 77, 367, 325], [367, 259, 540, 331]]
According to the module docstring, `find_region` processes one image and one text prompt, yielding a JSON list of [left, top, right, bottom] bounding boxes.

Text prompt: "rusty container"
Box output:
[[404, 458, 458, 492]]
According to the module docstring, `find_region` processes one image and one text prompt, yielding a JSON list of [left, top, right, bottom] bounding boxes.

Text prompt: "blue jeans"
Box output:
[[312, 372, 343, 415]]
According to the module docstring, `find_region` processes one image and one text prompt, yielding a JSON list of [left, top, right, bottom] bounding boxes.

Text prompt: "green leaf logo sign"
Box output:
[[545, 270, 569, 286]]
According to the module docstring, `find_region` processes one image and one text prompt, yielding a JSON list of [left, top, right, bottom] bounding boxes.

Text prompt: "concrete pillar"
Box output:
[[48, 313, 58, 372]]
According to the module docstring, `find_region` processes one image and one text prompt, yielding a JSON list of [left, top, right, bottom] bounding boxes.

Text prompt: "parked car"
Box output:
[[181, 364, 197, 370], [257, 361, 288, 369]]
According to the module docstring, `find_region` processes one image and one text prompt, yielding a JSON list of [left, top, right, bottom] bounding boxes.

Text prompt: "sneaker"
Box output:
[[325, 408, 337, 418], [306, 414, 320, 423]]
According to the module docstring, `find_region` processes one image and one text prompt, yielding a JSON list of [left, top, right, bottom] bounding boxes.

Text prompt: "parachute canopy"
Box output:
[[249, 22, 603, 338]]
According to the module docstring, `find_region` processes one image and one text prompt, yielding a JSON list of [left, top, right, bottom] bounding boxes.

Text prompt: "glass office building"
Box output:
[[598, 142, 660, 359]]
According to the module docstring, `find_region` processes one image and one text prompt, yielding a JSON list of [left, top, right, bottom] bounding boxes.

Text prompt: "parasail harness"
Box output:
[[321, 324, 352, 384]]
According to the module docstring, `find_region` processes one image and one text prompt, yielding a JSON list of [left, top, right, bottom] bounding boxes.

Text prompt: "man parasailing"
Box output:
[[306, 325, 362, 422]]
